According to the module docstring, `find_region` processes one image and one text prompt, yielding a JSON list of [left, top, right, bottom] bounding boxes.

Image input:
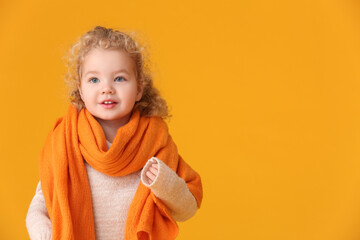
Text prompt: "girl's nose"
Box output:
[[101, 81, 115, 94]]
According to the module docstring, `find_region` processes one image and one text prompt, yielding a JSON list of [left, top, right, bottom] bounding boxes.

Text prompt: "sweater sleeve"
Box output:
[[140, 157, 198, 222], [25, 181, 52, 240]]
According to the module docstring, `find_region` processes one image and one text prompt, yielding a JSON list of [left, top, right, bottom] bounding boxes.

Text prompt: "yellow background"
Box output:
[[1, 0, 360, 239]]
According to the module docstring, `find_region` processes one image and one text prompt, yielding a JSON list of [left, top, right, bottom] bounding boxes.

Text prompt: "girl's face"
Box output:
[[79, 47, 143, 127]]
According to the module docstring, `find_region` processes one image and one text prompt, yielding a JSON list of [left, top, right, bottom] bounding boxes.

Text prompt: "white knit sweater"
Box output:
[[26, 141, 198, 240]]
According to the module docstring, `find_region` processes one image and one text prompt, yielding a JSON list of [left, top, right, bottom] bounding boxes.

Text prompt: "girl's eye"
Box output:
[[114, 76, 125, 82], [89, 77, 99, 83]]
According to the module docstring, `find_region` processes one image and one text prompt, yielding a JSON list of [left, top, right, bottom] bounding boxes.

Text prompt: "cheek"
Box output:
[[121, 86, 139, 101], [80, 88, 95, 103]]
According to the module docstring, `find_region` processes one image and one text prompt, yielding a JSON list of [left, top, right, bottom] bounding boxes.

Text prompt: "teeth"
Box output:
[[104, 101, 113, 104]]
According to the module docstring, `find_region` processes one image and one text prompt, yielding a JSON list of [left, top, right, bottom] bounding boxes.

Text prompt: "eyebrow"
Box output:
[[83, 69, 130, 77]]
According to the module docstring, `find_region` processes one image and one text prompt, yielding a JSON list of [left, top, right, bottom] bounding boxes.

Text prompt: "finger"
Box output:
[[146, 170, 156, 182], [149, 166, 158, 176], [151, 163, 158, 170]]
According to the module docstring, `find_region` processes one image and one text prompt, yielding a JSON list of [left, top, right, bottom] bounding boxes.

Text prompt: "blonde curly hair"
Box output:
[[64, 26, 169, 118]]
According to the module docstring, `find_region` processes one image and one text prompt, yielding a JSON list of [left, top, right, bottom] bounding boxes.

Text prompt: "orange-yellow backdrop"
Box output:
[[1, 0, 360, 239]]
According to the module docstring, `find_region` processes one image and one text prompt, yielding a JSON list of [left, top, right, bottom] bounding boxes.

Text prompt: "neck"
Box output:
[[95, 116, 131, 143]]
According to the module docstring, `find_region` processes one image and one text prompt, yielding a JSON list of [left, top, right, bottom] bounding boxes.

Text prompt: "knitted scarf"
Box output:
[[39, 104, 202, 240]]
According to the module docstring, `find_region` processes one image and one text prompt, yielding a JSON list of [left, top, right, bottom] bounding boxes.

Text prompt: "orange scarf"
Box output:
[[39, 104, 202, 240]]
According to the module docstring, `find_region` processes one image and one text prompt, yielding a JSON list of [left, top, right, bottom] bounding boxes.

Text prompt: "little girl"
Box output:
[[26, 26, 203, 240]]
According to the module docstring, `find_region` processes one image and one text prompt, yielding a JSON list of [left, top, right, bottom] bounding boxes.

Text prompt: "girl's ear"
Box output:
[[136, 82, 144, 102], [78, 84, 83, 99]]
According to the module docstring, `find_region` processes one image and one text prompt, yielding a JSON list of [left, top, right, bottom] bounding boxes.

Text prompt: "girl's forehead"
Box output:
[[83, 48, 132, 66], [81, 48, 136, 76]]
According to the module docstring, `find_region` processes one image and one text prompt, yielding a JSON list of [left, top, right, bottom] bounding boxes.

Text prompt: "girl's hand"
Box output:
[[145, 163, 159, 185]]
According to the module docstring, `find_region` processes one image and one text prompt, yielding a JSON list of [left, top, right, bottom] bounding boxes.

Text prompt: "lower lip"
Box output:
[[100, 103, 117, 109]]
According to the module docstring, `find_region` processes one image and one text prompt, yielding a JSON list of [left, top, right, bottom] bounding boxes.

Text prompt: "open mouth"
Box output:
[[100, 100, 118, 109], [102, 101, 117, 105]]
